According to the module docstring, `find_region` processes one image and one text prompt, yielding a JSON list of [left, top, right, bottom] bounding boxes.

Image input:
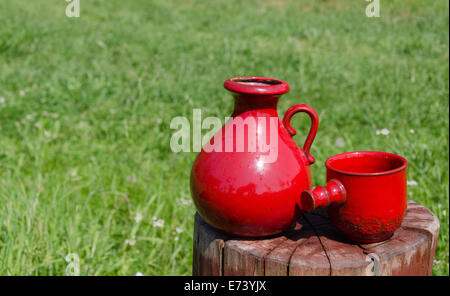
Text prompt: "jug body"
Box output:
[[190, 77, 318, 237]]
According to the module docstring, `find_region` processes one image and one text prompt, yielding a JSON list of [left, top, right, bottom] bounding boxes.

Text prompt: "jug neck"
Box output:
[[232, 94, 280, 116], [224, 76, 290, 117]]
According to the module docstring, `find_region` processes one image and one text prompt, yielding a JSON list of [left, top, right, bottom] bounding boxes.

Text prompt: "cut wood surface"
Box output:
[[192, 200, 439, 276]]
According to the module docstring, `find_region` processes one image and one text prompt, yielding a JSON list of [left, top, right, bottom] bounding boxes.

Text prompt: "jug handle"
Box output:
[[282, 104, 319, 165]]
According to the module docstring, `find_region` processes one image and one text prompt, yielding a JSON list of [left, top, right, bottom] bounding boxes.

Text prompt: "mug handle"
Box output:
[[300, 179, 347, 212], [282, 104, 319, 165]]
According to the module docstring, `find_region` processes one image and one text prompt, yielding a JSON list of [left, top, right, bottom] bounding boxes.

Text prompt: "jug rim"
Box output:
[[325, 151, 408, 176], [224, 76, 290, 95]]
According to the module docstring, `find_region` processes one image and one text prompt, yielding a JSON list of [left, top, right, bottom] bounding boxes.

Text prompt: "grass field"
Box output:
[[0, 0, 448, 275]]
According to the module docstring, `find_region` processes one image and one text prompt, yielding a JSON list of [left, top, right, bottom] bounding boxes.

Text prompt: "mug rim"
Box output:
[[325, 151, 408, 177]]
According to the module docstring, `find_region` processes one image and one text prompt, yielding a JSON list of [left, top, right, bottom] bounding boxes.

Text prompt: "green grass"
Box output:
[[0, 0, 448, 275]]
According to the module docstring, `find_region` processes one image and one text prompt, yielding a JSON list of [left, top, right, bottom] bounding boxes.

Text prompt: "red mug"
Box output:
[[300, 151, 408, 243]]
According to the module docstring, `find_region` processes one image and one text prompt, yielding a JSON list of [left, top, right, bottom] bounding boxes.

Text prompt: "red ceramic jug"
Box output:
[[190, 76, 319, 237], [300, 151, 408, 243]]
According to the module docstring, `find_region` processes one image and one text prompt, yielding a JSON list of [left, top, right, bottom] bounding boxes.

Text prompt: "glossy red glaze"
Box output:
[[301, 179, 347, 212], [301, 151, 408, 243], [191, 76, 319, 237]]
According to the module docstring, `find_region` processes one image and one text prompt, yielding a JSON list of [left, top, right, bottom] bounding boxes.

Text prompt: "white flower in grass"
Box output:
[[376, 128, 390, 136], [0, 97, 5, 104], [19, 90, 25, 97], [438, 204, 442, 209], [125, 234, 136, 246], [97, 40, 106, 48], [175, 227, 183, 234], [179, 198, 192, 206], [434, 260, 441, 265], [70, 169, 78, 178], [127, 174, 137, 183], [44, 130, 52, 138], [125, 239, 136, 246], [153, 218, 164, 228], [134, 212, 143, 223], [407, 180, 418, 186], [335, 137, 345, 148], [174, 236, 179, 242], [443, 210, 447, 217], [135, 272, 143, 276], [409, 129, 415, 134]]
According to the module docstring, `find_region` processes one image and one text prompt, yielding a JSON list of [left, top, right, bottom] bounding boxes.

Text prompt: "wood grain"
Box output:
[[192, 201, 439, 276]]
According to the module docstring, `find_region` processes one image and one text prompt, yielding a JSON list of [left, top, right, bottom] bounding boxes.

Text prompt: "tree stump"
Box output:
[[192, 200, 439, 276]]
